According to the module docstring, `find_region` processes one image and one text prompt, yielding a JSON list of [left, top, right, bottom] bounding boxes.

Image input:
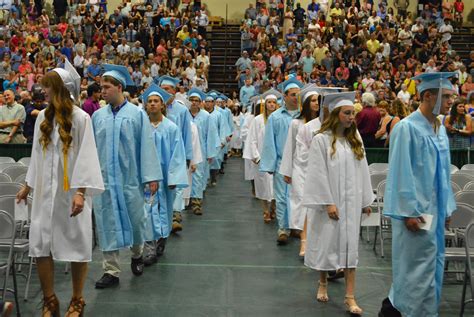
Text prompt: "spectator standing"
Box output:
[[0, 89, 26, 143], [356, 92, 381, 147]]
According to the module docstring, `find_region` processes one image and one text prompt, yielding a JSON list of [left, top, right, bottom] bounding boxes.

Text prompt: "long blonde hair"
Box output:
[[39, 71, 74, 155], [318, 107, 365, 160]]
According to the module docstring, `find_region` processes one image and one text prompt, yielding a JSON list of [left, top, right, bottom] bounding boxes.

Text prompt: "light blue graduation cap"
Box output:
[[157, 75, 181, 88], [324, 91, 356, 113], [102, 64, 135, 87], [205, 92, 216, 102], [412, 72, 456, 115], [141, 83, 172, 105], [152, 76, 161, 85], [207, 90, 221, 99], [218, 94, 229, 102], [277, 77, 304, 93], [188, 88, 206, 101]]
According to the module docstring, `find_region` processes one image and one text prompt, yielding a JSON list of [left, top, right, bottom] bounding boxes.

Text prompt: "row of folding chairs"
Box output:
[[0, 194, 33, 316], [370, 163, 474, 176], [0, 157, 30, 166], [0, 165, 28, 184]]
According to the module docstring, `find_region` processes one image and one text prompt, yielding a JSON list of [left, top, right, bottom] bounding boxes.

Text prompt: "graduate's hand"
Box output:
[[149, 181, 159, 195], [207, 158, 213, 163], [16, 186, 30, 205], [252, 158, 260, 165], [284, 176, 292, 184], [226, 136, 231, 142], [362, 206, 372, 216], [221, 143, 225, 148], [327, 205, 339, 220], [71, 194, 85, 217], [405, 216, 425, 232], [168, 185, 176, 189], [190, 164, 197, 173]]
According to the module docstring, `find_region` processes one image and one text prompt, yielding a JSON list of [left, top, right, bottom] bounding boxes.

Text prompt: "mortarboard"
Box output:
[[52, 67, 77, 101], [324, 91, 356, 114], [157, 75, 181, 88], [318, 86, 348, 122], [261, 88, 282, 102], [188, 88, 206, 101], [412, 72, 456, 115], [141, 83, 172, 105], [102, 64, 135, 87], [277, 77, 304, 93], [63, 59, 81, 100]]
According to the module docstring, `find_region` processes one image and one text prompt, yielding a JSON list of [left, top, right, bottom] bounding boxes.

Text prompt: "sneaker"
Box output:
[[277, 232, 289, 245], [143, 253, 158, 266], [156, 238, 167, 256], [95, 273, 119, 289], [131, 257, 144, 276]]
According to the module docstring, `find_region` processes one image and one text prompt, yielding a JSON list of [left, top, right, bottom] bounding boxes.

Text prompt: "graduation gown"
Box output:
[[167, 99, 194, 161], [280, 118, 321, 230], [243, 114, 273, 201], [145, 117, 188, 241], [384, 110, 456, 317], [302, 132, 374, 270], [92, 102, 163, 252], [241, 113, 257, 181], [183, 122, 203, 201], [190, 109, 219, 199], [27, 107, 104, 262], [230, 113, 243, 150], [209, 107, 227, 170]]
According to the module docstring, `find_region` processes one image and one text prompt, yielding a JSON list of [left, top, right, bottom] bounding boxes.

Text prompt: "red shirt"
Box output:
[[356, 106, 381, 136], [454, 1, 464, 12]]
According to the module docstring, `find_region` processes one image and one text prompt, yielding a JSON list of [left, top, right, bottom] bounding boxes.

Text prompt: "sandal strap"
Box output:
[[68, 297, 86, 313], [43, 294, 59, 312]]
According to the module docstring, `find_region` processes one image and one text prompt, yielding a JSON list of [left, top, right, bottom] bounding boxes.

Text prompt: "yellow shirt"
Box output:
[[403, 78, 417, 96], [177, 30, 190, 42], [313, 46, 329, 65], [366, 39, 380, 56], [330, 8, 343, 17]]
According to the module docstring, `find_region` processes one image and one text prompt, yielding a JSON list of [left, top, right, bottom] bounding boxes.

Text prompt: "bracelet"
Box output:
[[75, 192, 85, 197]]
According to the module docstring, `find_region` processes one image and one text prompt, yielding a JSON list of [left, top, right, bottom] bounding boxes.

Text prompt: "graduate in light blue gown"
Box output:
[[204, 92, 227, 186], [188, 88, 220, 214], [259, 77, 303, 245], [141, 84, 188, 265], [379, 72, 457, 317], [92, 64, 162, 288], [156, 75, 193, 232]]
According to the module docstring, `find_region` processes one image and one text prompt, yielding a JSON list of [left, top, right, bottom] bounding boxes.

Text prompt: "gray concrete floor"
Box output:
[[6, 158, 466, 316]]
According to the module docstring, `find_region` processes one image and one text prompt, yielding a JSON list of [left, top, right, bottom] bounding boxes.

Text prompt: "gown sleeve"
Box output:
[[167, 125, 189, 189], [70, 111, 105, 196], [259, 114, 277, 173], [206, 114, 220, 159], [190, 123, 203, 165], [140, 110, 163, 184], [182, 109, 194, 161], [242, 116, 259, 161], [383, 121, 421, 219], [302, 134, 335, 208], [279, 119, 298, 177]]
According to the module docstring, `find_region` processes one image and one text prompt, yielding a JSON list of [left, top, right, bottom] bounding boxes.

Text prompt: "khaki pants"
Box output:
[[102, 244, 143, 277], [0, 133, 26, 144]]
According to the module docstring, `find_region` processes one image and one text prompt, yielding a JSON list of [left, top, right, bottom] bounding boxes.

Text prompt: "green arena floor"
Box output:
[[9, 158, 466, 316]]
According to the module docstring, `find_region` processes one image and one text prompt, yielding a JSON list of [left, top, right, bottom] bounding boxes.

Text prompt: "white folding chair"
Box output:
[[0, 163, 22, 173], [465, 182, 474, 191], [2, 166, 28, 184], [0, 157, 15, 164], [17, 157, 30, 166], [462, 164, 474, 171], [369, 163, 389, 174], [0, 195, 33, 301], [0, 209, 20, 314], [452, 181, 463, 194], [14, 174, 26, 184], [372, 180, 390, 258], [460, 170, 474, 176], [456, 191, 474, 208], [452, 173, 474, 190], [461, 222, 474, 316], [452, 164, 460, 174], [0, 183, 23, 196], [0, 172, 12, 183], [366, 172, 387, 242]]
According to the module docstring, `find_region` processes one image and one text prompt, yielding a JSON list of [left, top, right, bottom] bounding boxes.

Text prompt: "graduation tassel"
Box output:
[[298, 94, 302, 114], [63, 152, 70, 191]]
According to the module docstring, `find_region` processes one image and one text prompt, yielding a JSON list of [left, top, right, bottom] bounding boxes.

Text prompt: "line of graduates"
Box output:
[[17, 62, 236, 316], [241, 72, 458, 316]]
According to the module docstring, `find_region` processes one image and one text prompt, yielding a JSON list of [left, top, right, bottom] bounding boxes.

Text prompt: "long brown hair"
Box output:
[[39, 71, 74, 155], [318, 107, 365, 160]]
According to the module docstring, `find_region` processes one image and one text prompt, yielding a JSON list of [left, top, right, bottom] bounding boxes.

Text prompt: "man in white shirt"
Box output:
[[329, 32, 344, 54], [196, 49, 210, 71], [439, 19, 454, 43], [117, 38, 131, 58], [397, 84, 411, 105]]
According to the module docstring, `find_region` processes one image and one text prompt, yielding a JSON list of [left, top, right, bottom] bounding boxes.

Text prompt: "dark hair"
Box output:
[[102, 75, 123, 90], [450, 98, 467, 125], [87, 82, 101, 97], [297, 94, 319, 123]]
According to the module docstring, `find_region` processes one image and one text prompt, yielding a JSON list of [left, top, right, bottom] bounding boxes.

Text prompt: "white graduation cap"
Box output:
[[412, 72, 456, 115], [323, 91, 356, 114], [317, 86, 349, 122], [64, 59, 81, 100], [52, 67, 78, 101], [261, 88, 282, 102]]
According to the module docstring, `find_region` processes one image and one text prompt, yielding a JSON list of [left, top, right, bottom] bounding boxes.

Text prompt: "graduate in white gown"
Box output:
[[279, 84, 320, 257], [17, 68, 104, 316], [141, 84, 188, 266], [183, 122, 203, 208], [243, 89, 281, 223], [230, 103, 243, 155], [241, 97, 259, 196], [302, 92, 374, 315]]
